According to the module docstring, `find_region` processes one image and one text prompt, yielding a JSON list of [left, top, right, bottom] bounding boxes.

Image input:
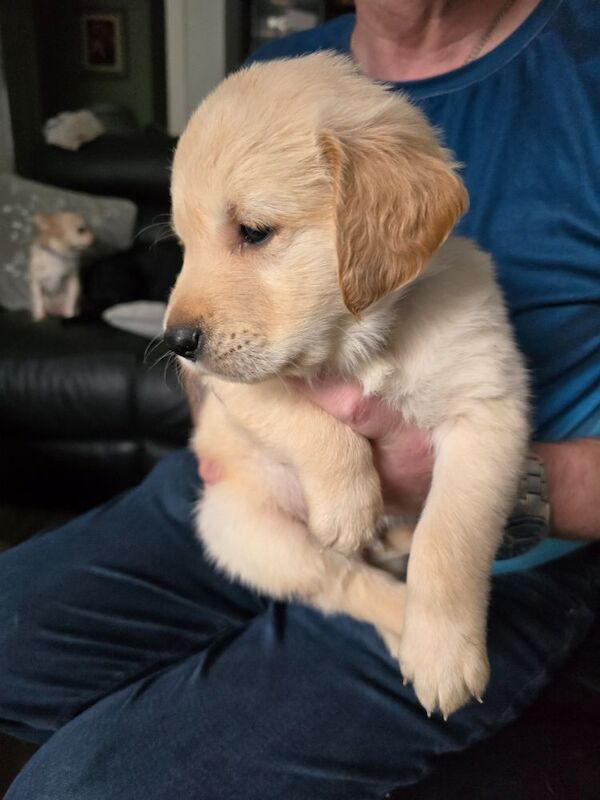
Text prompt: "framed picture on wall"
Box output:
[[81, 11, 127, 76]]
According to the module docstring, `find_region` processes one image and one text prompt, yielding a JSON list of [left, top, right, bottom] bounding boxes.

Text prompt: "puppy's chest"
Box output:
[[358, 358, 439, 428], [33, 251, 78, 294]]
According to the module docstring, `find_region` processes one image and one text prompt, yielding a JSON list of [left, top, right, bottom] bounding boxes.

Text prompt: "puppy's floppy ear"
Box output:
[[321, 108, 468, 316]]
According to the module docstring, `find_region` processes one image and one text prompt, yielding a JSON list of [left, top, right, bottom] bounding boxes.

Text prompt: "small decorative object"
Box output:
[[250, 1, 323, 53], [81, 11, 126, 76], [43, 110, 105, 151]]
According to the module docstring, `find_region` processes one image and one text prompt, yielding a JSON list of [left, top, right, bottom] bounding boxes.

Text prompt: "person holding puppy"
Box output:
[[1, 1, 599, 799]]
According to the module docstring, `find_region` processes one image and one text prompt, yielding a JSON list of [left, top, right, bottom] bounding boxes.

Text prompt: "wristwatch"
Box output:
[[496, 453, 551, 560]]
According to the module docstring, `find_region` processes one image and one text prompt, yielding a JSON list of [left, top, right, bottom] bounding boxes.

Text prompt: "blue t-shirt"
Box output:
[[248, 0, 599, 571]]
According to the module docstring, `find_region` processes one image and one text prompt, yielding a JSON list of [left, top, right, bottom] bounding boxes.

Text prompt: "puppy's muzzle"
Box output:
[[164, 326, 204, 361]]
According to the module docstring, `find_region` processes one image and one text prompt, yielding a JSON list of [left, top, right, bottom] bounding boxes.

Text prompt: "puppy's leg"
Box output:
[[199, 480, 406, 640], [198, 480, 329, 600], [399, 399, 527, 718], [214, 380, 383, 554], [30, 278, 46, 322], [362, 517, 416, 580], [59, 275, 80, 318], [312, 557, 407, 641]]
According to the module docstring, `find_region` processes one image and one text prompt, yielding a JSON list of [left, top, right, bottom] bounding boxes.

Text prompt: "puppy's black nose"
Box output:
[[164, 327, 203, 360]]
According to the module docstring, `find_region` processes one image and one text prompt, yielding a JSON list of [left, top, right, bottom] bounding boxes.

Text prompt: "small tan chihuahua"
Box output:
[[29, 211, 94, 321]]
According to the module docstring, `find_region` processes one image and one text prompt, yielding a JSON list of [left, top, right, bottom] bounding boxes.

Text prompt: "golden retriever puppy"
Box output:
[[29, 211, 93, 321], [164, 53, 528, 718]]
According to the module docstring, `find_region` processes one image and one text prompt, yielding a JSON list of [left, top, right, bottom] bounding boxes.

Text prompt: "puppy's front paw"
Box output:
[[309, 488, 383, 555], [399, 606, 489, 719]]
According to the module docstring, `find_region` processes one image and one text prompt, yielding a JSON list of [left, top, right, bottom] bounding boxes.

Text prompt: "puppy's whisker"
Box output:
[[148, 349, 173, 371], [149, 230, 178, 251], [163, 352, 178, 385], [133, 222, 166, 241], [155, 230, 177, 243], [173, 358, 186, 390], [143, 334, 166, 364], [134, 217, 177, 246]]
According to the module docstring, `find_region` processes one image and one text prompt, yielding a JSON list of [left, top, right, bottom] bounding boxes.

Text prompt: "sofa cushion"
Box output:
[[0, 310, 189, 509], [32, 132, 176, 205]]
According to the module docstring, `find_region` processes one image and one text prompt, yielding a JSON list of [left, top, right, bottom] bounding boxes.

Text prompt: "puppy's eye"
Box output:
[[77, 226, 87, 234], [239, 224, 274, 246]]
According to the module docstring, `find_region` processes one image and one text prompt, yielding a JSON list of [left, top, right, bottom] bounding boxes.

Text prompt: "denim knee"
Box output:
[[0, 541, 77, 741]]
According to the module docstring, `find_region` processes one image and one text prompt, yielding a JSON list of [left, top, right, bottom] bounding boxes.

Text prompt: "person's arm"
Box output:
[[293, 378, 600, 542], [533, 439, 600, 540]]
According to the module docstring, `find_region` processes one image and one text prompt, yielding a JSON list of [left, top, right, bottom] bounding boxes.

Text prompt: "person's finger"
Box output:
[[373, 423, 434, 509], [289, 377, 398, 439]]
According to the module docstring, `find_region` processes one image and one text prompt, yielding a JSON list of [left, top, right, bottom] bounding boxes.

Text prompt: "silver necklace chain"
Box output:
[[464, 0, 517, 65]]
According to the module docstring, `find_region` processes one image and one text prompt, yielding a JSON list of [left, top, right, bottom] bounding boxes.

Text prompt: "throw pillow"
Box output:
[[0, 173, 137, 311]]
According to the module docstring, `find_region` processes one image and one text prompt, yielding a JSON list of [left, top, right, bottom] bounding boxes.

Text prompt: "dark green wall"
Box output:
[[35, 0, 165, 128], [1, 0, 166, 175]]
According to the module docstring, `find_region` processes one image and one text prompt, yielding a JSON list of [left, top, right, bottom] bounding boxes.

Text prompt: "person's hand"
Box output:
[[193, 376, 434, 508], [190, 372, 600, 541], [291, 377, 434, 513], [293, 380, 600, 540]]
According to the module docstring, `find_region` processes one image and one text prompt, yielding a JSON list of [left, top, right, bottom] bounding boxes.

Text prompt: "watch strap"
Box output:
[[496, 453, 551, 560]]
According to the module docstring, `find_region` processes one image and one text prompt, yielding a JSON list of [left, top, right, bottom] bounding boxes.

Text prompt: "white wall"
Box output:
[[165, 0, 227, 136], [0, 33, 14, 173]]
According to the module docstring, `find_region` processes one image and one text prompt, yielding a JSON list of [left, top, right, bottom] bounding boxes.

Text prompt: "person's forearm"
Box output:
[[533, 438, 600, 541]]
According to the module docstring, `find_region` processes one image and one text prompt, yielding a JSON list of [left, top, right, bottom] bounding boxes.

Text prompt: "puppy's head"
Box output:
[[33, 212, 94, 251], [165, 53, 467, 382]]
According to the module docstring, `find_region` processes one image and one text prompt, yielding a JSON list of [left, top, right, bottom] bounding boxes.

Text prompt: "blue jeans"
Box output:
[[1, 450, 599, 800]]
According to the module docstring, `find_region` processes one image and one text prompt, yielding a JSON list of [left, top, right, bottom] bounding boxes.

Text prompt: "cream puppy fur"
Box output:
[[165, 53, 529, 718]]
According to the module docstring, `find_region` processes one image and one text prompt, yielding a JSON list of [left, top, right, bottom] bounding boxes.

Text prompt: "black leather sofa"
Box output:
[[0, 131, 190, 511]]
